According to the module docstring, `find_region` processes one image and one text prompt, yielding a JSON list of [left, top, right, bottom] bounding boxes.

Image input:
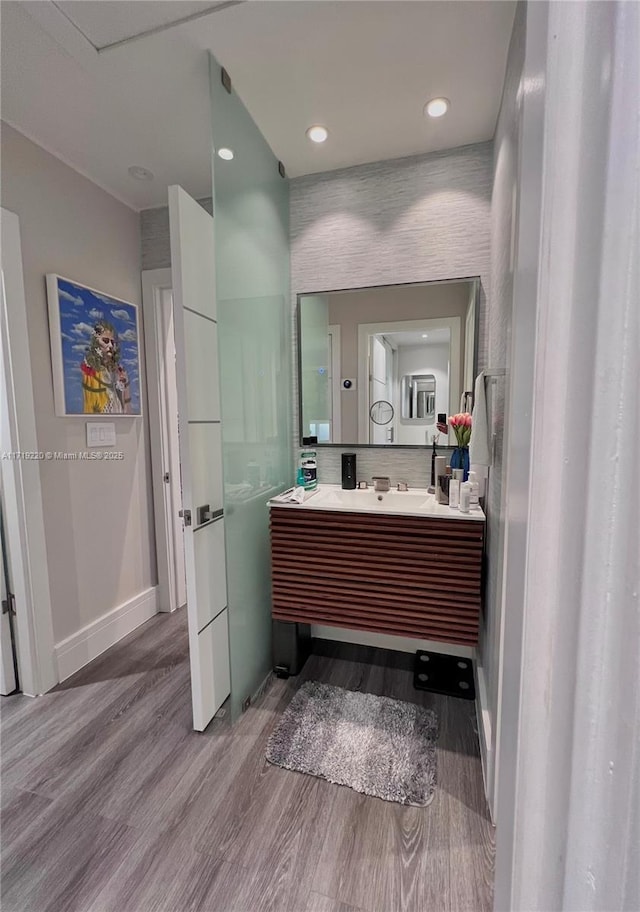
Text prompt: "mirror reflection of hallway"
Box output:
[[298, 277, 479, 446]]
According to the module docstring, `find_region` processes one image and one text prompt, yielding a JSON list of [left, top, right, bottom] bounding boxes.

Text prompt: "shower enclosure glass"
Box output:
[[210, 56, 292, 719]]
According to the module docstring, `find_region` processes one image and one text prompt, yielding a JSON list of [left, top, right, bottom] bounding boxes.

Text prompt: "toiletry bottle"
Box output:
[[459, 481, 471, 513], [468, 471, 480, 507], [437, 474, 451, 505], [300, 436, 318, 491], [449, 478, 460, 509], [433, 456, 446, 500]]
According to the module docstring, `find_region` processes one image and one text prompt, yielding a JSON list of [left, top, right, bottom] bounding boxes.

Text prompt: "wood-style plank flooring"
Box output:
[[1, 609, 494, 912]]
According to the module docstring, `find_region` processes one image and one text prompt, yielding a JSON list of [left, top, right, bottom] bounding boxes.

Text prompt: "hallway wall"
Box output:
[[0, 124, 157, 667]]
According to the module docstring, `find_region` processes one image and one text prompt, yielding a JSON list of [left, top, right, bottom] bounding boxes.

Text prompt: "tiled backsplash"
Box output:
[[315, 445, 454, 488]]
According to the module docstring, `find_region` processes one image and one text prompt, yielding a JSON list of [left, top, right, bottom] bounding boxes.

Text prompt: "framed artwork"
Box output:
[[46, 275, 142, 417]]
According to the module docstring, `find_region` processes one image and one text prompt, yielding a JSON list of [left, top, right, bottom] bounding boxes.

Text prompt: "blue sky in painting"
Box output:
[[56, 277, 140, 414]]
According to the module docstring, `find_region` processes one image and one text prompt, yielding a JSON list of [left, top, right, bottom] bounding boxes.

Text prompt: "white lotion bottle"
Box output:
[[459, 481, 471, 513], [468, 471, 480, 507], [449, 478, 460, 508]]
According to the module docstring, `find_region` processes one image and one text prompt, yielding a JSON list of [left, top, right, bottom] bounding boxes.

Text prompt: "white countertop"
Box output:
[[269, 483, 485, 522]]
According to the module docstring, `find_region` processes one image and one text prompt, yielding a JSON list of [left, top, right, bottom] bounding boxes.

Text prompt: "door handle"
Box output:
[[196, 505, 224, 526]]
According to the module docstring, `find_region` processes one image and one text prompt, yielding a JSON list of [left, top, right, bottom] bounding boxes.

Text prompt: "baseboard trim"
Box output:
[[55, 586, 158, 682], [475, 662, 495, 823], [251, 670, 274, 704]]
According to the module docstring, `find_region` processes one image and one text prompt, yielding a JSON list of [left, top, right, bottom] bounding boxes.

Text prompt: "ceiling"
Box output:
[[385, 328, 451, 348], [0, 1, 515, 211], [53, 1, 233, 50]]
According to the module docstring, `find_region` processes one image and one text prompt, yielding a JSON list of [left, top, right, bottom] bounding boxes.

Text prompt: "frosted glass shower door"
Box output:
[[210, 57, 292, 719]]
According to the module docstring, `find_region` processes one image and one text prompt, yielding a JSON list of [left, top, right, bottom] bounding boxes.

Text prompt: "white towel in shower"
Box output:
[[469, 371, 491, 466]]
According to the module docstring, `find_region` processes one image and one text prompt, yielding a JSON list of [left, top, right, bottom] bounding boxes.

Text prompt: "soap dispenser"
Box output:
[[341, 453, 357, 489], [467, 471, 480, 507]]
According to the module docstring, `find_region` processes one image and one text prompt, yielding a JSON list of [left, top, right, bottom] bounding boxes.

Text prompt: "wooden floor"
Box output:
[[0, 609, 494, 912]]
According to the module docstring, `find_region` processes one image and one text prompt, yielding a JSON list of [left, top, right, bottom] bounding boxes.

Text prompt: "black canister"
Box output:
[[341, 452, 357, 489]]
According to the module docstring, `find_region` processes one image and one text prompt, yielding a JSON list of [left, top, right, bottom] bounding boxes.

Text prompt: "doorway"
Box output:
[[141, 269, 186, 615], [0, 207, 56, 697]]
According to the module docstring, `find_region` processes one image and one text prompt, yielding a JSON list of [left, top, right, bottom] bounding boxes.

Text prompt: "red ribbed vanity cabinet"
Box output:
[[270, 504, 484, 647]]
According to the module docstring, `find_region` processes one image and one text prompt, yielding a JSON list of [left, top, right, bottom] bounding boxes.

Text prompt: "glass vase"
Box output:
[[450, 446, 470, 482]]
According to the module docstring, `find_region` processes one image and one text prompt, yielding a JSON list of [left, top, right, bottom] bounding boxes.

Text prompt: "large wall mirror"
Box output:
[[297, 277, 480, 446]]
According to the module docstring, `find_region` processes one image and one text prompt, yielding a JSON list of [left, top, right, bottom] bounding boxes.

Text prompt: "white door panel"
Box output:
[[194, 520, 227, 632], [169, 185, 230, 731], [188, 423, 223, 514], [195, 608, 230, 729], [179, 227, 217, 322], [184, 310, 220, 421]]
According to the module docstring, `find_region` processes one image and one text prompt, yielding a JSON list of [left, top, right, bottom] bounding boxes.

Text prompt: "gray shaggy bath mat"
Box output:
[[266, 681, 438, 806]]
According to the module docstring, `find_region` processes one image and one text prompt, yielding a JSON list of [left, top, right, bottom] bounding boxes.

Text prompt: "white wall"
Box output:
[[0, 124, 156, 651]]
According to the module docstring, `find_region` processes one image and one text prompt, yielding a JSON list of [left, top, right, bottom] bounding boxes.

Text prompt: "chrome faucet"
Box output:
[[372, 476, 390, 492]]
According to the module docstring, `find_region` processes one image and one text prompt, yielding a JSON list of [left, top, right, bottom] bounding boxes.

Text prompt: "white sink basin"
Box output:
[[270, 484, 485, 521], [313, 488, 432, 513]]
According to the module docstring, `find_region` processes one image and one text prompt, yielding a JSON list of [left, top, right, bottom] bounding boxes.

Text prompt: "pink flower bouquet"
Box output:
[[448, 412, 472, 448]]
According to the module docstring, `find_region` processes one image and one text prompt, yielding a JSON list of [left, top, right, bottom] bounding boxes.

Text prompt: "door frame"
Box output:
[[0, 474, 18, 694], [495, 2, 639, 908], [0, 208, 56, 696], [141, 268, 186, 614]]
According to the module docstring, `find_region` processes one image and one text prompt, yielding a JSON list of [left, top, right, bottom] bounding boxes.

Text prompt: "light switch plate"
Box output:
[[86, 422, 116, 448]]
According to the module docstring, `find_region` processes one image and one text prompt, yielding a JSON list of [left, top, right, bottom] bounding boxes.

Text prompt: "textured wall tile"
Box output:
[[140, 198, 213, 271], [315, 446, 454, 489]]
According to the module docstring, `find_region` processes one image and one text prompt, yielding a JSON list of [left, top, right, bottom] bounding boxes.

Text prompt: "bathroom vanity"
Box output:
[[269, 484, 485, 647]]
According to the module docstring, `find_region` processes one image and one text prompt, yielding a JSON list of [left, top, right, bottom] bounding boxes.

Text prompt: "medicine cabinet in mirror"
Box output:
[[297, 277, 480, 446]]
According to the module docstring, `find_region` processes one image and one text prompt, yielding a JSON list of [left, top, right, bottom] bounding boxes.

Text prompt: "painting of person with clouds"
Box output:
[[47, 275, 142, 416], [81, 321, 131, 414]]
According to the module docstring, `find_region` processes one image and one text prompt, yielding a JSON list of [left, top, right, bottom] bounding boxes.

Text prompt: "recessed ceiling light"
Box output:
[[128, 165, 154, 181], [306, 125, 329, 144], [217, 148, 234, 160], [425, 97, 450, 118], [422, 333, 429, 339]]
